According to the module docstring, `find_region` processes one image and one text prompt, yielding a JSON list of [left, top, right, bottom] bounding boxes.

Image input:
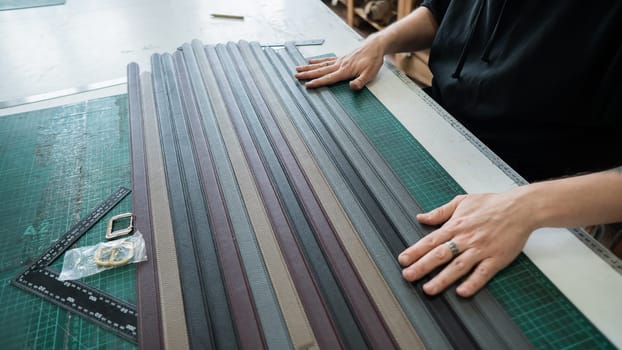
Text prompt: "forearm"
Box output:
[[369, 6, 438, 55], [515, 167, 622, 229]]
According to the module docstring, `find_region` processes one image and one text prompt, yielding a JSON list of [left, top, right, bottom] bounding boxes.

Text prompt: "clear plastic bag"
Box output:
[[58, 231, 147, 281]]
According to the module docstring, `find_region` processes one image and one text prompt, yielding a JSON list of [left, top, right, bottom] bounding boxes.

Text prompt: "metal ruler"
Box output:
[[10, 187, 138, 343], [261, 39, 325, 47]]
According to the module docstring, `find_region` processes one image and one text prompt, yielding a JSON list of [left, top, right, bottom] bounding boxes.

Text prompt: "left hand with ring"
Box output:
[[398, 191, 535, 297]]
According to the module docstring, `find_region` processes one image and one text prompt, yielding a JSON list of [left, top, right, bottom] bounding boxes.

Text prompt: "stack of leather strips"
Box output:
[[127, 40, 533, 349]]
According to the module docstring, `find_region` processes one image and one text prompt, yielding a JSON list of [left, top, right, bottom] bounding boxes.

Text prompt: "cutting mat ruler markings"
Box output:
[[10, 187, 138, 343]]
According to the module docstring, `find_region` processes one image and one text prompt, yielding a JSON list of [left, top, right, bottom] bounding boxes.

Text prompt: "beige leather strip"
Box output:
[[191, 41, 318, 350], [140, 72, 190, 350], [262, 62, 425, 350]]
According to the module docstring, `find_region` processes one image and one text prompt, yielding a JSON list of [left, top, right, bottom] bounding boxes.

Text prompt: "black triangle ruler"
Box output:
[[10, 187, 138, 344]]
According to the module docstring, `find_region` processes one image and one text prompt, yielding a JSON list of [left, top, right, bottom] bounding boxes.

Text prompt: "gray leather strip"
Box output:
[[284, 43, 533, 349], [181, 41, 297, 350], [151, 52, 233, 349], [260, 44, 452, 349], [139, 71, 190, 350], [251, 44, 426, 350], [224, 40, 393, 349], [199, 42, 345, 350], [171, 50, 267, 349]]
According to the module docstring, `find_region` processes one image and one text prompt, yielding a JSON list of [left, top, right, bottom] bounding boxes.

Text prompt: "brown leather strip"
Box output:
[[226, 41, 399, 349], [139, 71, 190, 350], [198, 42, 344, 350], [184, 40, 316, 350], [170, 51, 266, 350], [127, 62, 163, 350]]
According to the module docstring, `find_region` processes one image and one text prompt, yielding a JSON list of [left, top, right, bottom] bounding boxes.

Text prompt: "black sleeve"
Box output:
[[420, 0, 452, 24]]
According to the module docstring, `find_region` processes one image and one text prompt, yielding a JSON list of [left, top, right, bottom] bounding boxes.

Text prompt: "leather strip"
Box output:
[[170, 50, 266, 350], [267, 46, 453, 349], [178, 43, 294, 350], [127, 62, 164, 350], [139, 71, 189, 350], [285, 43, 533, 349], [151, 53, 234, 349], [226, 40, 401, 349], [199, 42, 345, 350]]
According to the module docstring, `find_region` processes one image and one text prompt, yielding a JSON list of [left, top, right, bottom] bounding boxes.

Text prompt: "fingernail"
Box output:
[[397, 253, 409, 265], [402, 268, 415, 281], [423, 282, 436, 295], [457, 284, 470, 297]]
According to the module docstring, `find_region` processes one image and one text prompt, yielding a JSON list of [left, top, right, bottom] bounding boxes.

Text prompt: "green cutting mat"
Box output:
[[0, 95, 136, 350], [329, 81, 614, 349]]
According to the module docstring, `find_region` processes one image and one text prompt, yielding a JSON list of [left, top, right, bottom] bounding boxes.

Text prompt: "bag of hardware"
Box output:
[[58, 231, 147, 281]]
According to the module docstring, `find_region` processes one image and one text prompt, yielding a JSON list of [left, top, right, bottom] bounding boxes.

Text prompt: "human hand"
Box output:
[[294, 35, 386, 90], [398, 192, 536, 297]]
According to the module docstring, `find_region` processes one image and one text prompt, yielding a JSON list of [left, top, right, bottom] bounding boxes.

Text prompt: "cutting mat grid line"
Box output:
[[328, 81, 614, 349], [0, 94, 136, 350]]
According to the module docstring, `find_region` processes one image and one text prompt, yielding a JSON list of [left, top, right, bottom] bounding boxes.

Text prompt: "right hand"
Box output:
[[294, 35, 386, 90]]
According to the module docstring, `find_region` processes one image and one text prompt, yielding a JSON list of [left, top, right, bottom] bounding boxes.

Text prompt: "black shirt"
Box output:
[[421, 0, 622, 181]]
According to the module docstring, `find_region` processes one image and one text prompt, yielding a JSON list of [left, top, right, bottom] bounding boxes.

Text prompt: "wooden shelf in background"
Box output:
[[353, 6, 389, 31]]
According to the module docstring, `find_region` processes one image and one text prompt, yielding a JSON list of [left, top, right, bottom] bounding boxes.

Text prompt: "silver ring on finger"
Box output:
[[445, 240, 460, 259]]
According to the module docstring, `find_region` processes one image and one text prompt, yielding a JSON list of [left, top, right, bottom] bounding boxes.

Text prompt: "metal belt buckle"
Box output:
[[106, 212, 134, 240], [95, 241, 135, 267]]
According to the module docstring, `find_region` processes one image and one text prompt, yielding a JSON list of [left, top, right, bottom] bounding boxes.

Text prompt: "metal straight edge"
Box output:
[[199, 41, 345, 350], [227, 41, 369, 350], [261, 44, 428, 350], [261, 43, 448, 349], [151, 52, 223, 350], [286, 44, 534, 349], [139, 71, 190, 350], [0, 77, 126, 109], [185, 40, 295, 350], [171, 49, 268, 350], [127, 63, 164, 350], [227, 40, 391, 349], [260, 39, 325, 48], [389, 64, 622, 274], [285, 43, 533, 349]]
